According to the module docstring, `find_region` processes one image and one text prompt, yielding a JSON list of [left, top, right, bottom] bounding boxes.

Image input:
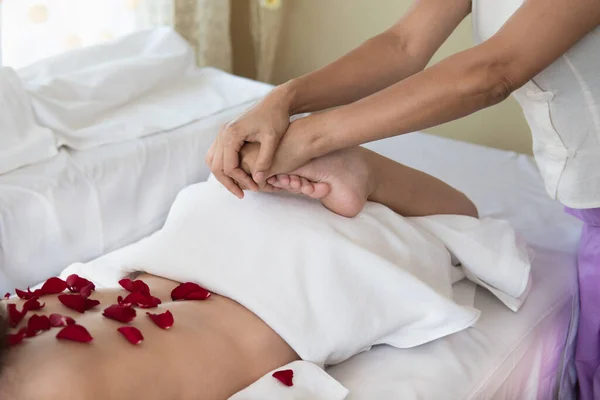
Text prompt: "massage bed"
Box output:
[[0, 30, 580, 400]]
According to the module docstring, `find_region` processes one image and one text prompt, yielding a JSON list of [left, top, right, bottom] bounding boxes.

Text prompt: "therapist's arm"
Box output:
[[269, 0, 600, 174], [207, 0, 471, 196], [284, 0, 472, 114]]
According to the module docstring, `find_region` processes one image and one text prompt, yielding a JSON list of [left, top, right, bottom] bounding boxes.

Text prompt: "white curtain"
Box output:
[[0, 0, 231, 71]]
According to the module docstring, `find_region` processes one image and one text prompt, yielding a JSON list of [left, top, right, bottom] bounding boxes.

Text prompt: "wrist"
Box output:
[[272, 80, 299, 114], [295, 111, 340, 160]]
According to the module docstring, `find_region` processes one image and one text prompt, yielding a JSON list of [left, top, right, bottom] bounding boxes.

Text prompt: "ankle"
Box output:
[[362, 149, 379, 200]]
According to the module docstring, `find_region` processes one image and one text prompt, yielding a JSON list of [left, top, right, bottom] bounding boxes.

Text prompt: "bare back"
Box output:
[[1, 274, 298, 400]]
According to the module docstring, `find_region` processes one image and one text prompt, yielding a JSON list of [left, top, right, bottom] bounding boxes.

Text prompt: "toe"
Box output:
[[300, 177, 315, 195], [277, 174, 290, 188], [309, 182, 331, 199], [271, 175, 290, 189], [267, 177, 277, 185], [290, 175, 301, 189]]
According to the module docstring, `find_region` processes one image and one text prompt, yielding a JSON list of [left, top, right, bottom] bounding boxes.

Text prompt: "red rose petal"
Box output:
[[272, 369, 294, 387], [15, 287, 36, 300], [85, 298, 100, 310], [119, 278, 150, 296], [81, 281, 96, 295], [171, 282, 211, 301], [150, 296, 162, 307], [118, 278, 133, 292], [56, 324, 93, 343], [65, 274, 79, 289], [66, 274, 95, 296], [26, 314, 51, 337], [79, 283, 94, 299], [117, 326, 144, 345], [122, 292, 142, 307], [22, 298, 45, 313], [58, 294, 86, 313], [103, 304, 137, 323], [58, 294, 98, 313], [49, 313, 76, 327], [133, 281, 150, 295], [7, 331, 26, 347], [3, 293, 10, 300], [7, 303, 24, 327], [123, 292, 160, 309], [58, 294, 99, 313], [40, 277, 67, 295], [183, 291, 212, 301], [146, 310, 174, 329]]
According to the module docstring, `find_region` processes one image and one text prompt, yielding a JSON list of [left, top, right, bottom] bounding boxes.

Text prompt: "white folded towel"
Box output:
[[57, 179, 531, 399], [228, 361, 349, 400], [411, 215, 532, 311], [0, 67, 56, 175]]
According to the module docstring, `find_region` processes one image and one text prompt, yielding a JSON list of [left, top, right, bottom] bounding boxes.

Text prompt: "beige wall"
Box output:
[[231, 0, 533, 154]]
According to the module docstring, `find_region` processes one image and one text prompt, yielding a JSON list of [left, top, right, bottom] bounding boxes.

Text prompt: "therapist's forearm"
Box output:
[[283, 31, 430, 115], [282, 0, 472, 115], [307, 44, 513, 156]]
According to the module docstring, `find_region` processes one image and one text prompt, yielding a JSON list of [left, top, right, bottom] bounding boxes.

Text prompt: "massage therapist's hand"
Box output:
[[259, 114, 329, 178], [237, 142, 281, 193], [205, 85, 294, 198], [240, 113, 333, 181]]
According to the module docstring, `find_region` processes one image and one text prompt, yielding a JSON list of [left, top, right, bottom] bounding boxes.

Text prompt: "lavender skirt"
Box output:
[[565, 207, 600, 400]]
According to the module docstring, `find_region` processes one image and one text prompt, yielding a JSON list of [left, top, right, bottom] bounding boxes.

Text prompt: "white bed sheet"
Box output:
[[324, 135, 582, 399], [0, 103, 251, 294], [0, 104, 581, 399]]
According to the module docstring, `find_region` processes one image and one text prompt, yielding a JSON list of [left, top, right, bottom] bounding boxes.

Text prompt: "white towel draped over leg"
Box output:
[[59, 180, 531, 399]]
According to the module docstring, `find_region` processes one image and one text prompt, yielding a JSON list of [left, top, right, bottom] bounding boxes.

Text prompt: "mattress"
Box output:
[[324, 135, 582, 399], [0, 102, 252, 294]]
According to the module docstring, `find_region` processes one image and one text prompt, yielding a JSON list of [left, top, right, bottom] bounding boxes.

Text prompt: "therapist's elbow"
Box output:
[[484, 62, 516, 105], [459, 55, 517, 109]]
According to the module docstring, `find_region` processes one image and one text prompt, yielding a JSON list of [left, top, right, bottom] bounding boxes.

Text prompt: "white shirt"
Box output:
[[473, 0, 600, 209]]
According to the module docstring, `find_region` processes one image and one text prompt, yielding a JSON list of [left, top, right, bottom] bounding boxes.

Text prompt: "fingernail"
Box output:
[[254, 172, 265, 182]]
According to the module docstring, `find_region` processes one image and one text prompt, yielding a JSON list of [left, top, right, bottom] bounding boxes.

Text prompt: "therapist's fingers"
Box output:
[[212, 139, 243, 199], [214, 168, 244, 199], [253, 136, 279, 184], [222, 135, 244, 176], [259, 184, 282, 193], [205, 139, 217, 167], [222, 134, 258, 191], [229, 167, 259, 192], [239, 181, 280, 193]]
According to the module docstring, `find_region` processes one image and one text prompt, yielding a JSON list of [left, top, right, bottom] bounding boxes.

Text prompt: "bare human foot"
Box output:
[[267, 147, 376, 218]]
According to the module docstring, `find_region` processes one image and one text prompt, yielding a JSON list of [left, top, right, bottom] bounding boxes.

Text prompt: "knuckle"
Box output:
[[224, 122, 242, 138], [231, 168, 245, 179], [223, 163, 235, 174], [211, 164, 222, 174], [263, 129, 278, 140]]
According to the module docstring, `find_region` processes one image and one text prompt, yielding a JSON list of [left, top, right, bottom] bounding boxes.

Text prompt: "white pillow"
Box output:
[[64, 179, 531, 366], [18, 28, 272, 149]]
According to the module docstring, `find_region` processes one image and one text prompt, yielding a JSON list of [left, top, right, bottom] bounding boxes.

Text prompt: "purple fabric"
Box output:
[[565, 207, 600, 400]]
